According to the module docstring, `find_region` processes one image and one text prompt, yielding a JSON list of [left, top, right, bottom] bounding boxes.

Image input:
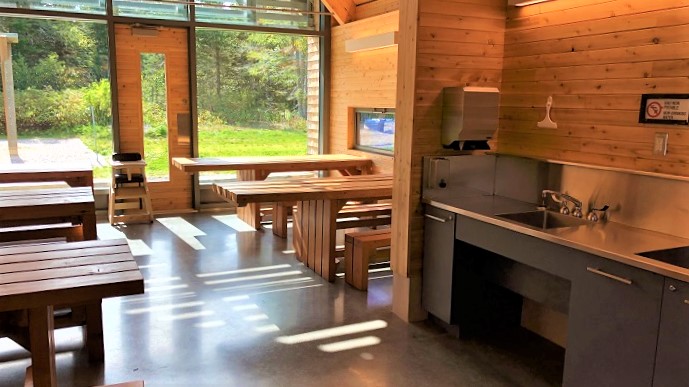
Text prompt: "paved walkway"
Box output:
[[0, 138, 107, 166]]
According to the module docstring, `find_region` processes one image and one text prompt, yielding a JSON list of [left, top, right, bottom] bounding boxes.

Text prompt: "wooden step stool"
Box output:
[[344, 229, 392, 290]]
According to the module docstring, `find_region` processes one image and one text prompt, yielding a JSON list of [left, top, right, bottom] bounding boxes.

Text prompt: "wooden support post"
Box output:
[[0, 33, 19, 158]]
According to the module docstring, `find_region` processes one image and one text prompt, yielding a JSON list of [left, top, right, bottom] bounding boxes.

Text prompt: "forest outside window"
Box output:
[[354, 108, 395, 155]]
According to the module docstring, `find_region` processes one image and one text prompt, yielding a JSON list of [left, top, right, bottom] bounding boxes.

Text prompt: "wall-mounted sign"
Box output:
[[639, 94, 689, 125]]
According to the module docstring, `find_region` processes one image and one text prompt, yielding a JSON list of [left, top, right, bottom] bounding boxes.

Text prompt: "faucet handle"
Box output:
[[572, 206, 583, 218], [586, 205, 609, 222]]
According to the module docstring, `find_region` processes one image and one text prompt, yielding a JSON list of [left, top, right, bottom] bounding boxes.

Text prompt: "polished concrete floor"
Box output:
[[0, 212, 562, 386]]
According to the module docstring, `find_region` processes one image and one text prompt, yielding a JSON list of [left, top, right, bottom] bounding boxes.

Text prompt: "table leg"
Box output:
[[272, 202, 293, 238], [237, 170, 267, 230], [28, 306, 57, 387], [293, 201, 304, 261], [81, 211, 98, 241], [85, 301, 105, 363], [301, 199, 343, 282]]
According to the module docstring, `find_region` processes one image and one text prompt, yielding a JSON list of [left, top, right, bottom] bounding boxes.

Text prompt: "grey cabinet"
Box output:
[[422, 206, 455, 323], [564, 257, 664, 387], [654, 279, 689, 387]]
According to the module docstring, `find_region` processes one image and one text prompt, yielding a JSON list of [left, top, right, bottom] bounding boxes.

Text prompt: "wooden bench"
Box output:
[[270, 202, 392, 238], [0, 223, 82, 243], [336, 202, 392, 230], [344, 229, 392, 290]]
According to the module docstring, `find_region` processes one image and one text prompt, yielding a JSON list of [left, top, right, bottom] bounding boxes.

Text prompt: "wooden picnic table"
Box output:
[[213, 174, 393, 281], [0, 186, 97, 241], [0, 239, 144, 387], [0, 163, 94, 191], [172, 154, 374, 229]]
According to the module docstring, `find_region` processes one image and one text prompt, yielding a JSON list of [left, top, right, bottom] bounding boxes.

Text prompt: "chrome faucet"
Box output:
[[542, 190, 583, 218]]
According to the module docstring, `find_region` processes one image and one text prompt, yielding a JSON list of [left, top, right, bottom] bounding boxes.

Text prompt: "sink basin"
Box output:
[[497, 210, 588, 230], [637, 246, 689, 269]]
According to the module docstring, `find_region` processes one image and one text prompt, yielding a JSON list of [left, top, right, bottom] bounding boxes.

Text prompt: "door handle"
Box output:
[[586, 267, 632, 285], [424, 214, 453, 223]]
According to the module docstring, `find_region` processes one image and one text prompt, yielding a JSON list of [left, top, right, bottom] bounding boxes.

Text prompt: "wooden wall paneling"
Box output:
[[390, 0, 506, 321], [355, 0, 399, 20], [329, 11, 399, 173], [498, 0, 689, 178], [307, 36, 320, 155]]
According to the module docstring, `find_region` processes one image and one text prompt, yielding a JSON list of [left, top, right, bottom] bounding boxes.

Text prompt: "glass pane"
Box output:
[[0, 17, 113, 181], [195, 28, 313, 180], [356, 111, 395, 154], [141, 53, 169, 181], [114, 0, 188, 21], [0, 0, 106, 15], [195, 0, 315, 31]]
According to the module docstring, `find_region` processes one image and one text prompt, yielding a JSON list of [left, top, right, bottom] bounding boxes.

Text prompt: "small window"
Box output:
[[354, 108, 395, 155]]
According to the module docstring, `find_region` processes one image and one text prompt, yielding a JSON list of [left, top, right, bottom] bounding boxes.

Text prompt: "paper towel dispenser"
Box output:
[[441, 86, 500, 150]]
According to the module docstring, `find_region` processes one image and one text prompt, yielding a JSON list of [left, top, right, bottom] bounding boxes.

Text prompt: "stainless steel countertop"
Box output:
[[423, 189, 689, 283]]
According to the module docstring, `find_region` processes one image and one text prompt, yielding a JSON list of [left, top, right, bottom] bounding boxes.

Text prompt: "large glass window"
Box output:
[[195, 0, 314, 30], [141, 53, 169, 181], [0, 0, 106, 15], [195, 28, 316, 180], [0, 17, 112, 179], [355, 108, 395, 155], [113, 0, 188, 20]]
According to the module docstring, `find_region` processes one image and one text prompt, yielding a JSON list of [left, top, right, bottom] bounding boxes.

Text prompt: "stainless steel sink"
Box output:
[[637, 246, 689, 269], [497, 209, 588, 230]]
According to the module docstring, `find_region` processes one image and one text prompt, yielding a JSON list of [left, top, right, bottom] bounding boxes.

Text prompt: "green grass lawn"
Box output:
[[145, 125, 308, 179], [13, 124, 308, 180]]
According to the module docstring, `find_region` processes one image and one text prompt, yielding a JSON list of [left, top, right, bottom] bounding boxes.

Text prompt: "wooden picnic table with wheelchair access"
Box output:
[[0, 239, 144, 387], [213, 173, 393, 281], [172, 154, 374, 229]]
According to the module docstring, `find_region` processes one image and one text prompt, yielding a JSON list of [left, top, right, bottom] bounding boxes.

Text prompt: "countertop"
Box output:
[[423, 188, 689, 283]]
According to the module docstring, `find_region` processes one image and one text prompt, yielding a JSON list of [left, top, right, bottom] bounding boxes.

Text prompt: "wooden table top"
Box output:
[[0, 239, 144, 312], [172, 154, 373, 173], [0, 181, 71, 191], [213, 174, 393, 206], [0, 163, 93, 174]]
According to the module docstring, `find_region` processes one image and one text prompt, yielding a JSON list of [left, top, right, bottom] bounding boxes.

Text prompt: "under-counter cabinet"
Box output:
[[654, 279, 689, 386], [422, 206, 456, 324], [564, 257, 663, 387]]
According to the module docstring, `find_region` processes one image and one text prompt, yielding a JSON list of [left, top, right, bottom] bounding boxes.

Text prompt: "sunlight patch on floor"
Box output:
[[212, 214, 256, 232], [318, 336, 381, 353], [157, 217, 207, 250], [275, 320, 388, 345]]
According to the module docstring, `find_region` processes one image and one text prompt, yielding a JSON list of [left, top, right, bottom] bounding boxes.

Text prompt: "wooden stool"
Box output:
[[344, 229, 392, 290]]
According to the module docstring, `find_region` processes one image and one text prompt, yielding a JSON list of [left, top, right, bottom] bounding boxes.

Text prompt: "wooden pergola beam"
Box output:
[[321, 0, 356, 25]]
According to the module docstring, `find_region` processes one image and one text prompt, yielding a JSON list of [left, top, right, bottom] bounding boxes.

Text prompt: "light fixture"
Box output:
[[508, 0, 554, 6], [345, 31, 398, 53]]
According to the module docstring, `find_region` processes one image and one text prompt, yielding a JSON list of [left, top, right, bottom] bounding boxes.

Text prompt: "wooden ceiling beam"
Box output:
[[321, 0, 356, 25]]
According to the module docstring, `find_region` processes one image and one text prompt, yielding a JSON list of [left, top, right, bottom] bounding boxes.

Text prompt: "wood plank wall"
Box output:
[[498, 1, 689, 177], [307, 36, 320, 155], [329, 11, 399, 173], [392, 0, 506, 320], [355, 0, 399, 20]]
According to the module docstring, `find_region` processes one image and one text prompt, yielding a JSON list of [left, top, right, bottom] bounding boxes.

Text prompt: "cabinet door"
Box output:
[[422, 206, 455, 323], [654, 279, 689, 387], [564, 257, 663, 387]]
